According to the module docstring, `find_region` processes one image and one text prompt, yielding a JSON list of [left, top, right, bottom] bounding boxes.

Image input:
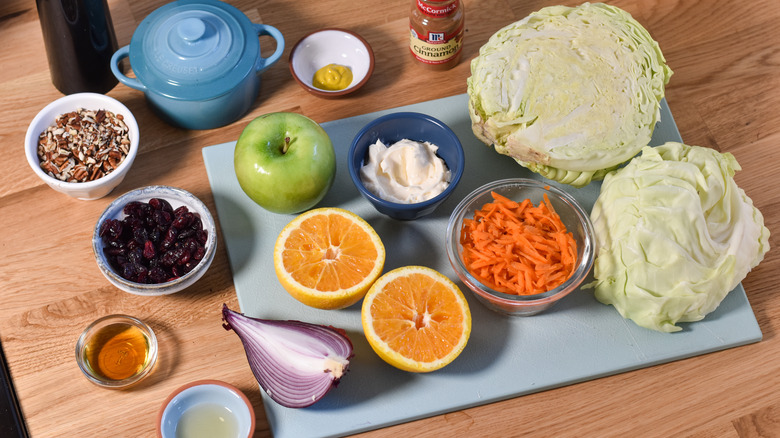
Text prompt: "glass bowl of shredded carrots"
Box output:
[[445, 178, 595, 316]]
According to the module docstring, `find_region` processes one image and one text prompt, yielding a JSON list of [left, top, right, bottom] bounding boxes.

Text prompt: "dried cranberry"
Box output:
[[177, 250, 191, 265], [150, 227, 162, 244], [196, 229, 208, 245], [104, 219, 123, 241], [135, 265, 149, 283], [98, 220, 111, 238], [148, 267, 167, 283], [123, 201, 143, 217], [178, 227, 195, 240], [121, 263, 138, 281], [143, 240, 156, 259], [104, 247, 123, 257], [127, 240, 142, 252], [152, 210, 172, 228], [123, 216, 143, 231], [149, 198, 173, 212], [133, 227, 148, 244], [106, 239, 125, 250], [183, 238, 198, 252], [171, 212, 192, 230], [99, 199, 208, 285], [193, 245, 206, 261], [161, 227, 178, 250], [161, 247, 185, 267]]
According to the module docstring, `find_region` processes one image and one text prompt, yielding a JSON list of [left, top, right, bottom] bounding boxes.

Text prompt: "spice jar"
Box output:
[[409, 0, 464, 70]]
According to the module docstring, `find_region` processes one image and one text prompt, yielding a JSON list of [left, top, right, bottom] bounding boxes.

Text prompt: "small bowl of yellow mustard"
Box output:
[[289, 28, 374, 98]]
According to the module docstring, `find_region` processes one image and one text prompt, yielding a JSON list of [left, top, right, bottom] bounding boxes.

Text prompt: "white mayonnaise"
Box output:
[[359, 139, 451, 204]]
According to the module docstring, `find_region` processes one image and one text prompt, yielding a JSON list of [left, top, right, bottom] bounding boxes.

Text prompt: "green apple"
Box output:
[[234, 112, 336, 214]]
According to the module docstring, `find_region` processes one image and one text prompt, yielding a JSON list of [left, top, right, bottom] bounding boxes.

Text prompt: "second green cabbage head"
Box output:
[[467, 3, 673, 187], [589, 142, 770, 332]]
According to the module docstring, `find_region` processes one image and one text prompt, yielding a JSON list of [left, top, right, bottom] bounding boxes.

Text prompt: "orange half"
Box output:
[[273, 208, 385, 310], [361, 266, 471, 372]]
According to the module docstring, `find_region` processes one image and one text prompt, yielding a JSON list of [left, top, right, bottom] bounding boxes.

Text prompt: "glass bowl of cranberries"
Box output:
[[92, 185, 217, 295]]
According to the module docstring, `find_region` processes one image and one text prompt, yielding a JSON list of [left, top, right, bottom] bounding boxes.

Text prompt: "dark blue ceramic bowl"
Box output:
[[348, 112, 464, 220]]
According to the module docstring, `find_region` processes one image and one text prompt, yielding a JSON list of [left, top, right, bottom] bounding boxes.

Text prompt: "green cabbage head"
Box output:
[[467, 3, 673, 187], [589, 142, 770, 332]]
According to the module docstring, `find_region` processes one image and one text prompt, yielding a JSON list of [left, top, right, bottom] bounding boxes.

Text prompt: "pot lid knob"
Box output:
[[167, 15, 221, 60], [177, 17, 206, 42]]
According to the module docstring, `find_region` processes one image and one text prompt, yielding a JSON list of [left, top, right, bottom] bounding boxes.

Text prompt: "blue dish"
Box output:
[[348, 112, 464, 220]]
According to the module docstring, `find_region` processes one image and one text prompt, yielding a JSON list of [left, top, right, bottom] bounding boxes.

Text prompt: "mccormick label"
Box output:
[[416, 0, 459, 17], [409, 24, 463, 65]]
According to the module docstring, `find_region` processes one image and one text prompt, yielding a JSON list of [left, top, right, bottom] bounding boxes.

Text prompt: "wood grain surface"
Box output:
[[1, 0, 778, 437]]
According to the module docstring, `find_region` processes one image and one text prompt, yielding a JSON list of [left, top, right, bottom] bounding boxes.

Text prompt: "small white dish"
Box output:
[[289, 28, 374, 98], [92, 185, 217, 296], [24, 92, 139, 200], [158, 380, 255, 438]]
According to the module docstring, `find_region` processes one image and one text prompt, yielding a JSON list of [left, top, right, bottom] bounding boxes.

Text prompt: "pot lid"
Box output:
[[128, 0, 259, 100]]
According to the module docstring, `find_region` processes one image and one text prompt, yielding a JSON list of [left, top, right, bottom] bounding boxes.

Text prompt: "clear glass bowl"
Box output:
[[446, 178, 595, 316], [75, 314, 158, 388]]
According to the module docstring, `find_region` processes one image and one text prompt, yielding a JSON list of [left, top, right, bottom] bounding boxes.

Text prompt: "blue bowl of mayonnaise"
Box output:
[[348, 112, 464, 220]]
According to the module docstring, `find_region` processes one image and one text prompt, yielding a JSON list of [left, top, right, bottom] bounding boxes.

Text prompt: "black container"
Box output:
[[36, 0, 120, 95]]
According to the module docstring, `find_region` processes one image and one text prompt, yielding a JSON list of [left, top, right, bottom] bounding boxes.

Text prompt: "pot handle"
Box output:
[[110, 46, 147, 92], [253, 24, 285, 75]]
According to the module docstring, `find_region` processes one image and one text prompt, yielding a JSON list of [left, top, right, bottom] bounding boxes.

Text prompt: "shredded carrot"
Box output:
[[460, 191, 578, 296]]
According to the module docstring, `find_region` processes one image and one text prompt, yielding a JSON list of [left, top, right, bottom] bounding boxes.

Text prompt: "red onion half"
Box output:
[[221, 304, 354, 408]]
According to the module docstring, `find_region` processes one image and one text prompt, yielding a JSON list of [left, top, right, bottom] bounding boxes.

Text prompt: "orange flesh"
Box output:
[[281, 213, 379, 292], [369, 272, 465, 362]]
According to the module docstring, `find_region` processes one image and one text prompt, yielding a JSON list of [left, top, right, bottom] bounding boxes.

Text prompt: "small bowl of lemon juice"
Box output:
[[157, 380, 255, 438]]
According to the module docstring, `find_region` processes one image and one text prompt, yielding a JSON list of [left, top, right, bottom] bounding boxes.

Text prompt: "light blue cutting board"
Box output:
[[202, 94, 762, 438]]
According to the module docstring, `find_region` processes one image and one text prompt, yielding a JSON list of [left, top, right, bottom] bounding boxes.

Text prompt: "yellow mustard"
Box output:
[[312, 64, 353, 91]]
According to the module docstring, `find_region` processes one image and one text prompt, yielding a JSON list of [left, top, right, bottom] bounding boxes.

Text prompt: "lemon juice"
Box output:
[[175, 403, 239, 438]]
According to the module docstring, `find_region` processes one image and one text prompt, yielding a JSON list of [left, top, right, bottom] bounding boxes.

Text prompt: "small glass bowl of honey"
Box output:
[[75, 314, 158, 389]]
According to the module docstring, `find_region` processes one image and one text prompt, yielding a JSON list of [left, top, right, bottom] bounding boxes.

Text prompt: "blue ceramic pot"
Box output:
[[110, 0, 284, 130]]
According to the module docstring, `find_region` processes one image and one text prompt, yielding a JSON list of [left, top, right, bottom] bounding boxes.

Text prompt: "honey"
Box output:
[[84, 322, 150, 381]]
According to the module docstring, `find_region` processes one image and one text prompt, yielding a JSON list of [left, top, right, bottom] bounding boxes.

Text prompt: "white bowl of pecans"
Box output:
[[24, 92, 139, 200]]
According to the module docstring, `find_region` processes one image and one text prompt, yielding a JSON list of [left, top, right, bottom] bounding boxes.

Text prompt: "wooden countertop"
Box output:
[[1, 0, 778, 436]]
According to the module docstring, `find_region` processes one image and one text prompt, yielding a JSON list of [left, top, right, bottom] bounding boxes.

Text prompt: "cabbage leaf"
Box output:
[[589, 142, 770, 332], [467, 3, 672, 187]]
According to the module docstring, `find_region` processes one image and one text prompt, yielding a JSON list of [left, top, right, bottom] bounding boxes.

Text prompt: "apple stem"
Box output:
[[282, 136, 291, 154]]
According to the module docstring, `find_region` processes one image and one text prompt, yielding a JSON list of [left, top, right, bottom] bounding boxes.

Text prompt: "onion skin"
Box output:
[[221, 304, 354, 408]]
